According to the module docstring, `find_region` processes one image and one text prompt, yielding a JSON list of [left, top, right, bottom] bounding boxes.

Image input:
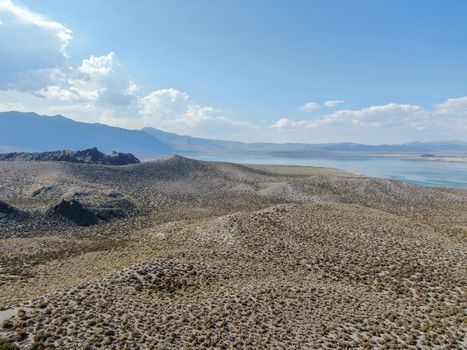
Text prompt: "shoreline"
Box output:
[[242, 163, 361, 177], [411, 156, 467, 164]]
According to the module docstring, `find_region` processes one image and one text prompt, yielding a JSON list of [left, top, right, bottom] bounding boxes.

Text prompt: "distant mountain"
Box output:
[[0, 147, 140, 166], [0, 111, 172, 156], [2, 111, 467, 157], [143, 127, 241, 154], [144, 127, 467, 156]]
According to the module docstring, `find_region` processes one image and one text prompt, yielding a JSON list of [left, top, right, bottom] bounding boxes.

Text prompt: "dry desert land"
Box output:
[[0, 156, 466, 349]]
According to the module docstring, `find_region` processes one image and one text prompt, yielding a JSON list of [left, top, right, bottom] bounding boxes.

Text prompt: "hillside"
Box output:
[[0, 156, 465, 348]]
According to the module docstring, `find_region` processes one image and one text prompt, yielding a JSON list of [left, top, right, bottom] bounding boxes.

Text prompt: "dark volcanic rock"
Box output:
[[50, 199, 100, 226], [0, 200, 19, 218], [49, 195, 139, 227], [0, 200, 27, 221], [0, 147, 140, 166]]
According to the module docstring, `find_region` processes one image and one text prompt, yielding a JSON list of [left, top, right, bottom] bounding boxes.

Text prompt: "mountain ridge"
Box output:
[[0, 111, 172, 156], [0, 147, 141, 166], [2, 111, 467, 157]]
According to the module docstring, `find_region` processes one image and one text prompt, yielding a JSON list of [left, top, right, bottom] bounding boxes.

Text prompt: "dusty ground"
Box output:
[[0, 156, 466, 349]]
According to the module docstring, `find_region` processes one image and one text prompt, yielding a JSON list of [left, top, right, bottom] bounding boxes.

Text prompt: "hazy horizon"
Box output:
[[2, 110, 467, 147]]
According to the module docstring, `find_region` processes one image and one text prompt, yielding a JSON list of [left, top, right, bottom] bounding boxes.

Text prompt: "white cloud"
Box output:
[[0, 2, 136, 108], [37, 52, 138, 106], [0, 0, 72, 91], [272, 103, 428, 130], [139, 89, 192, 121], [69, 88, 249, 138], [0, 0, 72, 52], [0, 0, 236, 137], [271, 118, 308, 129], [271, 118, 293, 129], [298, 102, 320, 112], [79, 52, 115, 74], [138, 88, 227, 131], [46, 103, 95, 116], [39, 83, 100, 102], [0, 101, 24, 112], [324, 100, 344, 108], [433, 96, 467, 117], [326, 103, 426, 127], [298, 100, 344, 112]]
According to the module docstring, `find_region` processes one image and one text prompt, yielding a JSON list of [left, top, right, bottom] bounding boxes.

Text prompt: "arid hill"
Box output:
[[0, 156, 466, 349]]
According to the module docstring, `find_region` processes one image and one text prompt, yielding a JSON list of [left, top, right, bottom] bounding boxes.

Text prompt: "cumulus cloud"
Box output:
[[0, 0, 72, 91], [37, 52, 138, 106], [79, 53, 115, 74], [0, 1, 136, 108], [324, 100, 344, 108], [273, 103, 428, 130], [433, 96, 467, 117], [298, 102, 320, 112], [0, 0, 231, 136], [325, 103, 426, 128], [138, 88, 229, 131], [71, 87, 250, 138]]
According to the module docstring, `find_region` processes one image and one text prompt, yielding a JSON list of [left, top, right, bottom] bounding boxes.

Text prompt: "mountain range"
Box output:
[[1, 111, 467, 158]]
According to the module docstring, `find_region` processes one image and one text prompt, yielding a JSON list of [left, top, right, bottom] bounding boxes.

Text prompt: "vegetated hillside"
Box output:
[[0, 148, 140, 166], [0, 111, 172, 156], [0, 155, 466, 238], [0, 156, 465, 349]]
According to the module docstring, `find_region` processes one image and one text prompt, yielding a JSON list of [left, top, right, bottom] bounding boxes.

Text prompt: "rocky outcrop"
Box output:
[[49, 195, 138, 227], [0, 148, 140, 166], [0, 200, 23, 219], [50, 199, 100, 226]]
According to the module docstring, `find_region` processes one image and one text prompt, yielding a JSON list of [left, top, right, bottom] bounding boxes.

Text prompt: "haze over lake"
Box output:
[[193, 155, 467, 189]]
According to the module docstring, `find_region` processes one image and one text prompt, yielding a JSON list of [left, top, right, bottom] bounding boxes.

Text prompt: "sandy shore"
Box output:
[[242, 163, 360, 177], [413, 156, 467, 164]]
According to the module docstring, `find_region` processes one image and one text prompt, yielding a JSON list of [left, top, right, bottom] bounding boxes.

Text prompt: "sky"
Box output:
[[1, 0, 467, 144]]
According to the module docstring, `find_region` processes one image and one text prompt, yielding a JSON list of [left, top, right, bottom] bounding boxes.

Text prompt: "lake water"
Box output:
[[192, 155, 467, 189]]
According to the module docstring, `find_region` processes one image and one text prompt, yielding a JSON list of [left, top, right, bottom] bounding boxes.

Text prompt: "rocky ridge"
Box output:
[[0, 148, 140, 166]]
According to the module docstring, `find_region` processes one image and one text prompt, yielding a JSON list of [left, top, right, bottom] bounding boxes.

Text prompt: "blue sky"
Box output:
[[1, 0, 466, 143]]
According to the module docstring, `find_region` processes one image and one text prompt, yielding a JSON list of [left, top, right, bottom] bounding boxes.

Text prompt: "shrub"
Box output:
[[1, 321, 13, 330], [0, 337, 18, 350]]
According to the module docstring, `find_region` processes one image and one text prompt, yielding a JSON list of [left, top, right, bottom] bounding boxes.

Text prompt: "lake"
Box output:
[[191, 155, 467, 189]]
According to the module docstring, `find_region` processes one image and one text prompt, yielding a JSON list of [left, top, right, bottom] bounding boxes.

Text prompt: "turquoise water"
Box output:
[[192, 155, 467, 189]]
